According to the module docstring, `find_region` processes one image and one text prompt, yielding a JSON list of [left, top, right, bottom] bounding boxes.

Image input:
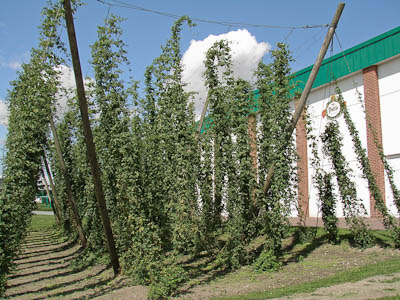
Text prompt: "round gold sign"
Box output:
[[326, 100, 341, 119]]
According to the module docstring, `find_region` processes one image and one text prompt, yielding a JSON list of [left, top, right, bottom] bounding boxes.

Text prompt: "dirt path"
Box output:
[[174, 243, 400, 300], [273, 273, 400, 300], [5, 229, 400, 300], [4, 230, 148, 300]]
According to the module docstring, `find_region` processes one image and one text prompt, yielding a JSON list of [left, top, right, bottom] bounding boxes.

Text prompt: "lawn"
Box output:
[[34, 202, 54, 211], [29, 214, 56, 232], [173, 227, 400, 300]]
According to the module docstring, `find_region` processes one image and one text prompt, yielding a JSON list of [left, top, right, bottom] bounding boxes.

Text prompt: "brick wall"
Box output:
[[295, 100, 309, 217], [363, 65, 385, 218]]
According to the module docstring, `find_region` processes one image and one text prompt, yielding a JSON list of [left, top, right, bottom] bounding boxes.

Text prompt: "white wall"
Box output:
[[306, 72, 371, 218], [301, 56, 400, 219], [379, 55, 400, 217]]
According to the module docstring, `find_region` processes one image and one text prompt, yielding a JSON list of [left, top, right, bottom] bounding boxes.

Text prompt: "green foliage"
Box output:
[[148, 264, 187, 300], [90, 14, 141, 256], [255, 43, 298, 257], [253, 248, 282, 273], [321, 121, 373, 249], [319, 172, 339, 243], [0, 48, 56, 298], [294, 226, 317, 244], [138, 16, 199, 257], [0, 3, 67, 288], [348, 87, 400, 246], [1, 2, 309, 297], [305, 108, 338, 243], [0, 2, 77, 294], [203, 40, 235, 232]]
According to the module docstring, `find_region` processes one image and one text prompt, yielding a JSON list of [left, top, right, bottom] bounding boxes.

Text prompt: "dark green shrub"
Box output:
[[253, 248, 282, 272]]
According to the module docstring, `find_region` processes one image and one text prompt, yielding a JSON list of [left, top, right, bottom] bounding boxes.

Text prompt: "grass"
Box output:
[[29, 214, 56, 232], [381, 277, 400, 284], [34, 202, 54, 211], [211, 227, 399, 300], [212, 256, 400, 300]]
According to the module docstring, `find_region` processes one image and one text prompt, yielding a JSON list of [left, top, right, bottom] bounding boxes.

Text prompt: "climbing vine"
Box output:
[[353, 87, 400, 224], [321, 120, 373, 248], [255, 43, 298, 261], [0, 1, 69, 293], [335, 85, 400, 245], [305, 108, 338, 243]]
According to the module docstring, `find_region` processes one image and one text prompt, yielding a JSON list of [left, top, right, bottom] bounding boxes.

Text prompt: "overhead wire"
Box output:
[[96, 0, 329, 30], [293, 26, 327, 62]]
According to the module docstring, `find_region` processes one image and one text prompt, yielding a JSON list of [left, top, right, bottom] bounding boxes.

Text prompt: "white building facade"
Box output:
[[293, 26, 400, 223]]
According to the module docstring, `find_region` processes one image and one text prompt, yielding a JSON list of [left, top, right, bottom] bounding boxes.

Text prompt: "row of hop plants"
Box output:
[[49, 14, 299, 299], [0, 0, 66, 294], [306, 84, 400, 248], [0, 1, 299, 296], [2, 1, 400, 298]]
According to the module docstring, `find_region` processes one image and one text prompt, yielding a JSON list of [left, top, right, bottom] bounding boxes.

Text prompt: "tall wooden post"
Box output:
[[49, 117, 87, 248], [197, 95, 210, 135], [40, 166, 60, 223], [63, 0, 120, 275], [248, 113, 258, 205], [263, 3, 345, 195], [42, 154, 63, 220]]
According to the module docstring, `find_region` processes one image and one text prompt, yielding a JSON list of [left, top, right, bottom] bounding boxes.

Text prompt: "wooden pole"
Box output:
[[263, 3, 345, 195], [197, 94, 210, 135], [63, 0, 120, 275], [40, 166, 60, 223], [42, 153, 63, 220], [49, 117, 87, 248]]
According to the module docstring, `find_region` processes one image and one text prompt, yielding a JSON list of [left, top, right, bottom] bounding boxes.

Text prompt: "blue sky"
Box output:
[[0, 0, 399, 146]]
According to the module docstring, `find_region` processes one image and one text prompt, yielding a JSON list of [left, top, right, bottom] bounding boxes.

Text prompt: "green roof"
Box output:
[[291, 26, 400, 91]]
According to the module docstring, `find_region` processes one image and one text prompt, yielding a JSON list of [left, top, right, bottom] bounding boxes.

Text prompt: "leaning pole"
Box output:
[[263, 3, 345, 195], [63, 0, 120, 275]]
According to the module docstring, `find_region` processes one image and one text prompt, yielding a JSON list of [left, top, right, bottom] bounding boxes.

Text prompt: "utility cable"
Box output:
[[96, 0, 329, 30]]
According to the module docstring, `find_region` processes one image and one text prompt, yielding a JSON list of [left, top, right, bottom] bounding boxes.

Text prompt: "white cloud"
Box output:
[[0, 98, 9, 127], [54, 65, 76, 120], [0, 66, 91, 127], [8, 61, 21, 70], [181, 29, 270, 119], [1, 61, 22, 70], [54, 65, 94, 121]]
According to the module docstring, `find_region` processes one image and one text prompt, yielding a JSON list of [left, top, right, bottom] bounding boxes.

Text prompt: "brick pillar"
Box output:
[[363, 65, 385, 218], [248, 113, 258, 174], [295, 100, 309, 217], [248, 113, 258, 205]]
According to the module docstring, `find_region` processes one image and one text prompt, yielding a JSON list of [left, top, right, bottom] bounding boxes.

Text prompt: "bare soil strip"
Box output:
[[273, 273, 400, 300], [5, 230, 400, 300], [5, 231, 147, 300]]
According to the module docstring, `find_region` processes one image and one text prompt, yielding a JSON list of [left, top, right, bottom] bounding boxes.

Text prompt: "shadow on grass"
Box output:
[[30, 268, 112, 300], [24, 232, 62, 242], [282, 232, 328, 264], [15, 254, 76, 272], [16, 239, 76, 260], [6, 264, 108, 298], [176, 227, 382, 298], [175, 251, 236, 297], [373, 230, 395, 248], [9, 261, 71, 280], [15, 246, 82, 266], [22, 241, 61, 249], [54, 273, 129, 300], [8, 263, 90, 288]]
